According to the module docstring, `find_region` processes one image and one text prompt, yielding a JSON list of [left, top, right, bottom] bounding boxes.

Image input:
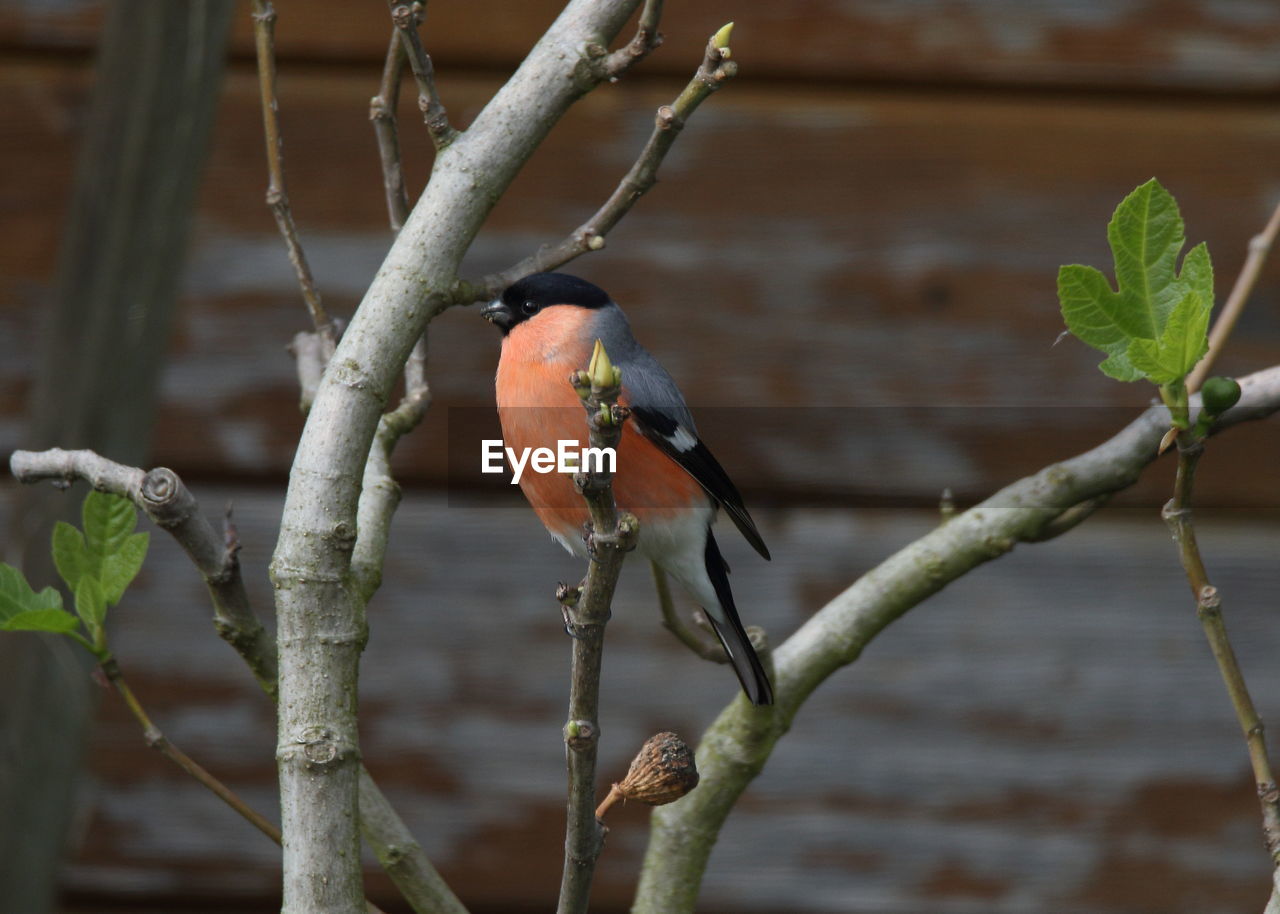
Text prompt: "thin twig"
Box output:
[[101, 656, 282, 843], [601, 0, 665, 78], [357, 27, 431, 589], [371, 27, 412, 231], [250, 0, 334, 348], [105, 657, 391, 914], [389, 2, 457, 149], [557, 348, 638, 914], [1162, 439, 1280, 865], [7, 449, 466, 914], [938, 488, 956, 523], [653, 561, 727, 662], [464, 23, 738, 303], [1188, 196, 1280, 392]]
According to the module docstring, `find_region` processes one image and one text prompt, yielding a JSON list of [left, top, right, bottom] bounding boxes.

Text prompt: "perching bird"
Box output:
[[482, 272, 773, 706]]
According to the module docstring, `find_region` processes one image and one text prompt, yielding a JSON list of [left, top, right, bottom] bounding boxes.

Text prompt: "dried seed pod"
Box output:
[[596, 731, 699, 819]]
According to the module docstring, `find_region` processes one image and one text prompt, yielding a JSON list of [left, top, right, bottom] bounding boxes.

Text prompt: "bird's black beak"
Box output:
[[480, 298, 515, 332]]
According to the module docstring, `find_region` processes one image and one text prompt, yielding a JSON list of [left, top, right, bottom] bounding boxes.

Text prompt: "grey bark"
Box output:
[[269, 3, 643, 911], [0, 4, 233, 912], [634, 369, 1280, 912]]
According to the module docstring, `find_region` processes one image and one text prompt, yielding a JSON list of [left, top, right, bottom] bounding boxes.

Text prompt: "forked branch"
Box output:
[[8, 449, 466, 914], [467, 22, 739, 302], [390, 2, 457, 149], [634, 364, 1280, 912], [601, 0, 665, 78]]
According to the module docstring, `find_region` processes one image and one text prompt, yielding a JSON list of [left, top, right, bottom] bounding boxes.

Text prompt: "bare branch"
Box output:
[[250, 0, 334, 347], [359, 17, 434, 591], [358, 771, 465, 914], [102, 656, 283, 844], [371, 27, 412, 231], [1018, 493, 1110, 543], [634, 363, 1280, 912], [1163, 439, 1280, 864], [8, 448, 465, 914], [654, 562, 728, 662], [287, 327, 338, 413], [558, 346, 638, 914], [271, 4, 651, 909], [390, 2, 457, 149], [352, 332, 432, 602], [466, 22, 738, 302], [107, 659, 392, 914], [601, 0, 665, 78], [1188, 195, 1280, 392]]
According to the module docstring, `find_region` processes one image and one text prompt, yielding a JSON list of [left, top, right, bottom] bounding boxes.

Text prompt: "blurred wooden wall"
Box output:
[[3, 2, 1280, 912]]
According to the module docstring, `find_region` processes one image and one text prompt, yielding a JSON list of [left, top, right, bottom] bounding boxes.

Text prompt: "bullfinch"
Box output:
[[482, 272, 774, 706]]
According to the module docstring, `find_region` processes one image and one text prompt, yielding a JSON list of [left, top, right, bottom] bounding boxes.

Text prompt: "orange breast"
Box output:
[[495, 310, 706, 540]]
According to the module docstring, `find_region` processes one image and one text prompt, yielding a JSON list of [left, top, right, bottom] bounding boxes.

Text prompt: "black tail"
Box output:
[[703, 532, 774, 706]]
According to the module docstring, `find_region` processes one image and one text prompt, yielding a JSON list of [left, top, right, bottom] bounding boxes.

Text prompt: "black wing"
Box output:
[[630, 405, 770, 561]]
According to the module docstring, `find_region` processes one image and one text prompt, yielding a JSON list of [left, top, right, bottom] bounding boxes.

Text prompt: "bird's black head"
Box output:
[[481, 272, 612, 334]]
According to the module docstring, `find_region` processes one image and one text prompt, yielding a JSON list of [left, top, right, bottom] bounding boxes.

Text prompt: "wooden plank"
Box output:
[[4, 62, 1279, 506], [4, 1, 1280, 93], [8, 487, 1274, 912]]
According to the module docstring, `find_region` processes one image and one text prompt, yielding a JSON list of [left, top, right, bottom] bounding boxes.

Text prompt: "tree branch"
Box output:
[[7, 449, 466, 914], [250, 0, 334, 348], [465, 21, 738, 302], [601, 0, 664, 78], [1188, 195, 1280, 392], [352, 332, 432, 602], [654, 562, 728, 662], [270, 4, 644, 911], [360, 15, 435, 595], [557, 345, 639, 914], [390, 2, 457, 149], [1163, 439, 1280, 864], [101, 655, 283, 845], [1018, 493, 1111, 543], [357, 770, 463, 914], [10, 449, 278, 697], [634, 364, 1280, 912], [371, 26, 412, 232], [109, 659, 387, 914]]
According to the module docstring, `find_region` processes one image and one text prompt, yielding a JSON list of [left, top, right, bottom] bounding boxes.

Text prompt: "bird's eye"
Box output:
[[521, 300, 539, 316]]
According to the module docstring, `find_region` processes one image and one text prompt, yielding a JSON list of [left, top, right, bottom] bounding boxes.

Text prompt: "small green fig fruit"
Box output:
[[1200, 376, 1241, 416]]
